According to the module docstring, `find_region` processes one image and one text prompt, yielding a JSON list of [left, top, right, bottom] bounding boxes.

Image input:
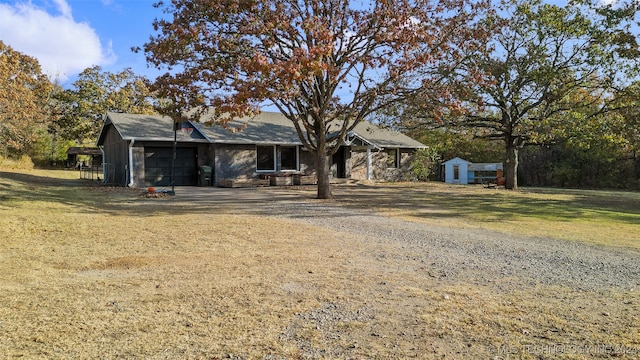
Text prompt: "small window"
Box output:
[[256, 145, 276, 171], [280, 146, 298, 171], [387, 149, 398, 168]]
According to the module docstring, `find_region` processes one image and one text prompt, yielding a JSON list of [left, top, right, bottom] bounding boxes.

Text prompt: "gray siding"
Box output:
[[211, 144, 316, 186], [101, 124, 129, 186], [214, 144, 256, 185]]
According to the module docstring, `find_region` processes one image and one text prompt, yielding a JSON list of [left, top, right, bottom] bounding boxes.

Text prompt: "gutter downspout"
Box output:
[[99, 146, 106, 184], [128, 139, 135, 187]]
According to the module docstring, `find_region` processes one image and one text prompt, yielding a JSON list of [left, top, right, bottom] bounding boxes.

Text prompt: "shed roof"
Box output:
[[443, 157, 471, 165], [97, 111, 426, 149], [468, 163, 503, 171], [66, 147, 102, 156]]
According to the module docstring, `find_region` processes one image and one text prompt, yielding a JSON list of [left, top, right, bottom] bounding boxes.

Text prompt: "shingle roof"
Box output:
[[194, 112, 303, 145], [349, 122, 426, 148], [98, 111, 426, 149], [98, 112, 208, 143], [66, 146, 102, 155]]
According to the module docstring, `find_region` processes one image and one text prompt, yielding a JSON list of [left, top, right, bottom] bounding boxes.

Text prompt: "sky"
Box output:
[[0, 0, 164, 85], [0, 0, 629, 87]]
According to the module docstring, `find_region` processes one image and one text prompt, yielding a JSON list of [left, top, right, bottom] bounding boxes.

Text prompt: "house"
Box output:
[[442, 157, 503, 185], [96, 111, 427, 188]]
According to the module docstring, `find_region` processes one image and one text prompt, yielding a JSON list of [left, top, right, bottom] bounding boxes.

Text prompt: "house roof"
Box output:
[[194, 112, 303, 145], [348, 122, 426, 149], [97, 112, 209, 144], [97, 111, 426, 149]]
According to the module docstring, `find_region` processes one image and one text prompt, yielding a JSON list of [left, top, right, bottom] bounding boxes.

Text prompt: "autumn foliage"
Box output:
[[140, 0, 490, 198], [0, 41, 53, 158]]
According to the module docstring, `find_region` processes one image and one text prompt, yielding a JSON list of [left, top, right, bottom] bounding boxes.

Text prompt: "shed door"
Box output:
[[144, 147, 197, 186]]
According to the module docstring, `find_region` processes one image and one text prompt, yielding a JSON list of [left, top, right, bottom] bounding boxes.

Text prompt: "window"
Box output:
[[256, 145, 275, 171], [387, 149, 398, 168], [280, 146, 298, 171]]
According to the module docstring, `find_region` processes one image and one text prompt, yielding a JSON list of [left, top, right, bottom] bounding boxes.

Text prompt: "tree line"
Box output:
[[0, 43, 156, 166], [1, 0, 639, 195]]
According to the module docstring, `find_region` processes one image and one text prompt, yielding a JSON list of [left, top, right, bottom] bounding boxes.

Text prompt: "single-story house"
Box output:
[[96, 111, 427, 188], [442, 157, 503, 185]]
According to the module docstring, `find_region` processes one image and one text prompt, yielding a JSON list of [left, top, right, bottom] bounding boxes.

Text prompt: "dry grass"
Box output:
[[328, 182, 640, 250], [1, 170, 639, 358]]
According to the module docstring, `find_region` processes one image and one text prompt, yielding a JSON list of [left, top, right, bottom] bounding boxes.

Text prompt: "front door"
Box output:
[[332, 146, 347, 178]]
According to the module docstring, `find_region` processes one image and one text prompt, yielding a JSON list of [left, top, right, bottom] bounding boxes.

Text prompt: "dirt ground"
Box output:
[[0, 172, 639, 359]]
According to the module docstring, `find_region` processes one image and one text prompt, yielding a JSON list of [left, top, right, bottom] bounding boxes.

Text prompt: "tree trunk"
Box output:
[[315, 151, 332, 199], [504, 143, 519, 190], [634, 150, 640, 182]]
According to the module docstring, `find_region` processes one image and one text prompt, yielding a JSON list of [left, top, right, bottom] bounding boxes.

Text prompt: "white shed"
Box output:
[[443, 157, 470, 184]]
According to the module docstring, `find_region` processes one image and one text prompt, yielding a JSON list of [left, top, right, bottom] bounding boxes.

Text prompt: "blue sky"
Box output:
[[0, 0, 164, 85], [0, 0, 629, 88]]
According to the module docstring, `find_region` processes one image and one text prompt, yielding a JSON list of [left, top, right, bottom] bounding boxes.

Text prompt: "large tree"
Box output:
[[139, 0, 489, 198], [408, 0, 639, 189], [53, 66, 156, 143], [609, 82, 640, 183], [0, 41, 54, 158]]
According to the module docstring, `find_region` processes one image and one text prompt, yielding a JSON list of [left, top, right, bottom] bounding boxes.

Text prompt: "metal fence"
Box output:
[[79, 165, 104, 182]]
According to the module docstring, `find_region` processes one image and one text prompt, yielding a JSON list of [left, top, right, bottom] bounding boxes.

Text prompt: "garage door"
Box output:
[[144, 147, 197, 186]]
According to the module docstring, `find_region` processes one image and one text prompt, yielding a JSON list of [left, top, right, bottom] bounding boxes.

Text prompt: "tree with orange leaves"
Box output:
[[139, 0, 490, 198], [0, 41, 53, 159]]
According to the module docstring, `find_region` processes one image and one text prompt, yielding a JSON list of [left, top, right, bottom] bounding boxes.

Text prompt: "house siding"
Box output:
[[350, 148, 416, 181], [350, 149, 369, 180], [132, 145, 145, 188], [384, 150, 415, 181], [213, 144, 256, 185], [101, 124, 129, 186], [210, 144, 317, 186]]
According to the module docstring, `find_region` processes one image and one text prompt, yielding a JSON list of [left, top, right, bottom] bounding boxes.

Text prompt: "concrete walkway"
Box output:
[[168, 185, 316, 204]]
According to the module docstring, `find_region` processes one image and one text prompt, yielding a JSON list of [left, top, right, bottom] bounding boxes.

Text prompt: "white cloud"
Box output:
[[51, 0, 72, 18], [0, 0, 115, 82]]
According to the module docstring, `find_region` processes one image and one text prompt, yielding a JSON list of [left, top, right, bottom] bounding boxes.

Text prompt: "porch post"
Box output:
[[367, 146, 372, 180]]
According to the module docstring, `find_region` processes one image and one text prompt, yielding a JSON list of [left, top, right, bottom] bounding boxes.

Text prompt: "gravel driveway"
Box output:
[[267, 198, 640, 293], [175, 186, 640, 293], [173, 186, 640, 358]]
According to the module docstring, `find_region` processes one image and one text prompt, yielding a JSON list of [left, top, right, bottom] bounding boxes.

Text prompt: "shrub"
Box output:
[[410, 148, 441, 181], [0, 155, 34, 170]]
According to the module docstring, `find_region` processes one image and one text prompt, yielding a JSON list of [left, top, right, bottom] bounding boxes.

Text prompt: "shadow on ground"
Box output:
[[2, 170, 640, 226]]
